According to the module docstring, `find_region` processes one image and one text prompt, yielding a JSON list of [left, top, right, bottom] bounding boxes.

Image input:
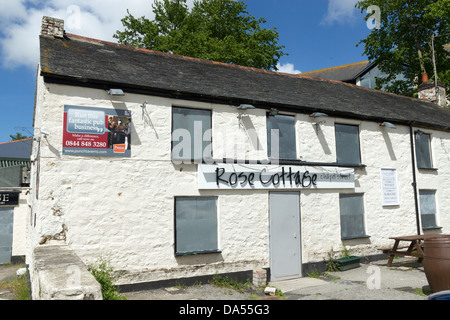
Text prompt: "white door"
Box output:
[[269, 192, 302, 281]]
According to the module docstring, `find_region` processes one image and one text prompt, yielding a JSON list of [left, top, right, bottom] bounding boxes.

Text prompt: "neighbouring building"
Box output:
[[300, 44, 450, 106], [0, 138, 31, 264], [299, 60, 409, 90], [29, 17, 450, 287]]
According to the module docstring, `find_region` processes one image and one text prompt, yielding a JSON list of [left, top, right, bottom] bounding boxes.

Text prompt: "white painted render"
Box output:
[[29, 74, 450, 284], [0, 188, 30, 260], [12, 191, 29, 258]]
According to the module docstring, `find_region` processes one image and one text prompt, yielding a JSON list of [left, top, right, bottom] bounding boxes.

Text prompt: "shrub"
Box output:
[[89, 257, 127, 300]]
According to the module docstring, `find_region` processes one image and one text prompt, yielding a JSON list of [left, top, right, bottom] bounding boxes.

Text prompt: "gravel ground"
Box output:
[[0, 257, 438, 301], [124, 284, 263, 301], [123, 257, 433, 301]]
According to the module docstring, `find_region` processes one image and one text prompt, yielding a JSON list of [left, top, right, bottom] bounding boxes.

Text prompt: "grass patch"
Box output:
[[413, 287, 432, 297], [0, 267, 30, 300], [210, 273, 252, 293], [307, 269, 321, 278], [267, 286, 285, 298]]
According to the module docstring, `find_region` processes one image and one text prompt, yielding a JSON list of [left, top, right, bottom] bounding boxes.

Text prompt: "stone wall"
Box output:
[[30, 243, 102, 300]]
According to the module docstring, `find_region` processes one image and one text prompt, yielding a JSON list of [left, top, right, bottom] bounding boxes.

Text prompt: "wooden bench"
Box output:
[[379, 246, 409, 255], [381, 235, 450, 267], [380, 236, 427, 266]]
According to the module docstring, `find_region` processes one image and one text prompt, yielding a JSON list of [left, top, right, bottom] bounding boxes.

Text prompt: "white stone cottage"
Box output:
[[29, 17, 450, 286]]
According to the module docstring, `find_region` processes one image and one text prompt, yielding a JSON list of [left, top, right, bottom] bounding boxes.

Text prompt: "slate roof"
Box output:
[[0, 138, 32, 160], [300, 61, 371, 82], [39, 33, 450, 132]]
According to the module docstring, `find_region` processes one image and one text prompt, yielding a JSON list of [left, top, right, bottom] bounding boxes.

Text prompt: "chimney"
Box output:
[[41, 16, 65, 38], [418, 81, 447, 108]]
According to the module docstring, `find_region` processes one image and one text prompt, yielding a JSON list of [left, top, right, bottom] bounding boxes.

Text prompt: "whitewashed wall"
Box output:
[[29, 76, 450, 284], [11, 191, 29, 259]]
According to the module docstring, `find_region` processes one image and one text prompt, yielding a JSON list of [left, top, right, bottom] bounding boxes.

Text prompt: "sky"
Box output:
[[0, 0, 373, 143]]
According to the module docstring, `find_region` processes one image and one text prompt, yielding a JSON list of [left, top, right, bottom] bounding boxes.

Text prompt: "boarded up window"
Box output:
[[339, 194, 366, 240], [335, 124, 361, 166], [419, 190, 438, 229], [172, 107, 212, 163], [267, 114, 297, 160], [415, 133, 433, 169], [175, 197, 218, 255]]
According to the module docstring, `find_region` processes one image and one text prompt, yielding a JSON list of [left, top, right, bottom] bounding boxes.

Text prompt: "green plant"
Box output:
[[1, 278, 29, 300], [274, 288, 285, 298], [341, 243, 351, 259], [175, 282, 187, 290], [0, 268, 30, 300], [307, 269, 321, 278], [210, 273, 252, 293], [413, 287, 432, 297], [324, 274, 340, 281], [215, 273, 252, 292], [325, 250, 341, 272], [89, 257, 127, 300]]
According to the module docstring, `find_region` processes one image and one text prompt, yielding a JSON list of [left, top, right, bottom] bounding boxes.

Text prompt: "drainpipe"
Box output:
[[409, 123, 421, 235]]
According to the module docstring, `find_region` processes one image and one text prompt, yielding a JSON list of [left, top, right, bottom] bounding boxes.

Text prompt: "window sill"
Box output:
[[175, 249, 221, 257], [341, 235, 371, 241], [422, 226, 442, 231], [277, 159, 367, 169], [418, 167, 438, 171], [341, 164, 366, 170]]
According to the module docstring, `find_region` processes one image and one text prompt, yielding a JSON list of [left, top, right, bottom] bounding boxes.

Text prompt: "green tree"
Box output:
[[114, 0, 287, 70], [356, 0, 450, 98], [9, 132, 29, 141]]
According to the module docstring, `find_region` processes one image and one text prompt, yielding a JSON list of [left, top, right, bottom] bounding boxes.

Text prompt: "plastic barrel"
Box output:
[[423, 237, 450, 293], [428, 290, 450, 300]]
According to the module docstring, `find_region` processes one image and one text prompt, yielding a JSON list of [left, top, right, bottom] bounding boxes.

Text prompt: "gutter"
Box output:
[[409, 123, 421, 236]]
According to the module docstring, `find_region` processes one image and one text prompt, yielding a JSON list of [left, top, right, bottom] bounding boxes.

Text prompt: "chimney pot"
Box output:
[[41, 16, 65, 38]]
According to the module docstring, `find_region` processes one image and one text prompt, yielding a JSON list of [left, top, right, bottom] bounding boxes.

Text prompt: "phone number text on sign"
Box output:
[[64, 139, 108, 148]]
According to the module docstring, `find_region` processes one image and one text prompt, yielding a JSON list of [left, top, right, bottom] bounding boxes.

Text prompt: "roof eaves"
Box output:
[[300, 60, 370, 78], [0, 138, 32, 145]]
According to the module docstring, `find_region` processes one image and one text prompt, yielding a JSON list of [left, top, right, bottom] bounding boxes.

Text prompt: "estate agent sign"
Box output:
[[198, 164, 355, 190], [63, 105, 132, 157]]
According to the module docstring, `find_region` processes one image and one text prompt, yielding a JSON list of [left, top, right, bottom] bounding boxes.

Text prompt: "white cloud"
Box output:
[[0, 0, 183, 69], [0, 0, 28, 23], [321, 0, 359, 26], [276, 62, 301, 75]]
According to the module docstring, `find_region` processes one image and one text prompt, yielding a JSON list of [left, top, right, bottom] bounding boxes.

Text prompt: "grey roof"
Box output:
[[0, 138, 32, 160], [300, 61, 371, 82], [39, 33, 450, 132]]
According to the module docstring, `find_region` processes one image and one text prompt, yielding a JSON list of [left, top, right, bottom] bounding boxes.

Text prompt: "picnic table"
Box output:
[[380, 234, 450, 267]]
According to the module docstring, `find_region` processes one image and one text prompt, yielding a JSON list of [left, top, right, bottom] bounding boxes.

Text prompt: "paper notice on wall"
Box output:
[[380, 168, 400, 206]]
